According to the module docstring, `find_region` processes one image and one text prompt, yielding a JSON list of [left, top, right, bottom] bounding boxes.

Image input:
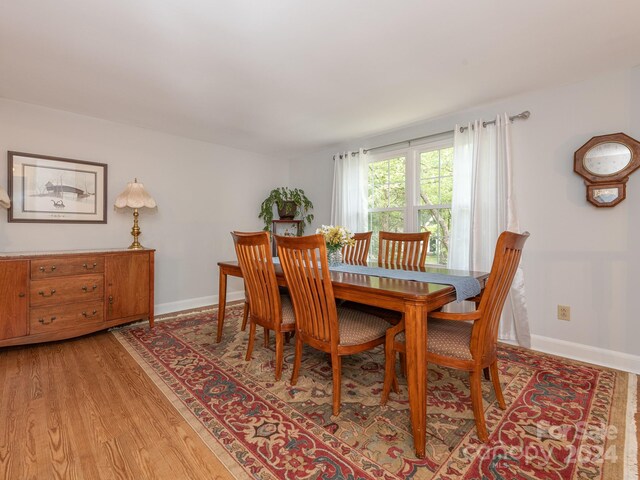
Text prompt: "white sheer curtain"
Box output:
[[449, 114, 531, 347], [330, 148, 368, 232]]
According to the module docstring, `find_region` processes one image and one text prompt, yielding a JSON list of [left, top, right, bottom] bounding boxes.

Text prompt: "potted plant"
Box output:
[[259, 187, 314, 233]]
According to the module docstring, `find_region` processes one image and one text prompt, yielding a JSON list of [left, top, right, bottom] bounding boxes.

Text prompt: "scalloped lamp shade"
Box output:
[[114, 179, 157, 209], [114, 179, 156, 249], [0, 186, 10, 209]]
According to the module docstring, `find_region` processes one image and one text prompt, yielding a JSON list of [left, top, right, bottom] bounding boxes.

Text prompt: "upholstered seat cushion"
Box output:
[[281, 295, 296, 325], [396, 318, 473, 360], [336, 307, 390, 346]]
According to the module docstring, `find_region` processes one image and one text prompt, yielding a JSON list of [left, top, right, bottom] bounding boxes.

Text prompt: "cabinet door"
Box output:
[[0, 260, 29, 340], [105, 253, 150, 321]]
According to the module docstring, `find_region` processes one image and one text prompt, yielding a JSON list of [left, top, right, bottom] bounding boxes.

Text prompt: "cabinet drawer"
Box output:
[[31, 256, 105, 279], [30, 301, 104, 334], [30, 275, 104, 307]]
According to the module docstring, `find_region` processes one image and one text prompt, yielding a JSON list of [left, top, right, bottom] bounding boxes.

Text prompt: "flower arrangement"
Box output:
[[316, 225, 355, 254]]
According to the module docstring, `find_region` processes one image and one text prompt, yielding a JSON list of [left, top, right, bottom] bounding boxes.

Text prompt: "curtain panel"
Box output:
[[330, 148, 368, 232], [449, 114, 531, 347]]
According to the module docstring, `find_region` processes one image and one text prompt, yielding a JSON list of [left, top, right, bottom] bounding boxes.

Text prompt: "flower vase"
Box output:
[[327, 248, 343, 267]]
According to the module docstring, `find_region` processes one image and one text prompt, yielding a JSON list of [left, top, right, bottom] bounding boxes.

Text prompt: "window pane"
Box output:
[[368, 157, 406, 209], [419, 147, 454, 206], [368, 210, 404, 260], [419, 179, 440, 206], [440, 174, 453, 204], [441, 147, 453, 175], [418, 208, 451, 265], [420, 151, 439, 179]]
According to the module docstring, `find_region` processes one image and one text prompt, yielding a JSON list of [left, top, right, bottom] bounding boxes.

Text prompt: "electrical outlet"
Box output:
[[557, 305, 571, 321]]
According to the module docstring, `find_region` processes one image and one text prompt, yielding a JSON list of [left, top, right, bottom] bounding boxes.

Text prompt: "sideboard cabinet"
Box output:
[[0, 249, 154, 347]]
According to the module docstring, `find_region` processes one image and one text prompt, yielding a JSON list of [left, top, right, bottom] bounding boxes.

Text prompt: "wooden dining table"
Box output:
[[216, 260, 488, 458]]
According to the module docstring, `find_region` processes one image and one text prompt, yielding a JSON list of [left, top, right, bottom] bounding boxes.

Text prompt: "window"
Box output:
[[366, 138, 454, 265]]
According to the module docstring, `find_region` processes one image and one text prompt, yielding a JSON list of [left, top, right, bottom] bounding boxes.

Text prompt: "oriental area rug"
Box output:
[[113, 306, 638, 480]]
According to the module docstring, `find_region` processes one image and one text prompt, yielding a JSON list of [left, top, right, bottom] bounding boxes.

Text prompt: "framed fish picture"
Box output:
[[8, 151, 107, 223]]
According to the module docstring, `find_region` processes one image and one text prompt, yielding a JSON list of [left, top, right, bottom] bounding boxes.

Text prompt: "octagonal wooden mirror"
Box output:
[[574, 132, 640, 207]]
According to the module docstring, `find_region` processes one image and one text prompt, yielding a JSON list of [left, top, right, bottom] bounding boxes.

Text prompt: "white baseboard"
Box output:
[[523, 334, 640, 375], [155, 290, 245, 316]]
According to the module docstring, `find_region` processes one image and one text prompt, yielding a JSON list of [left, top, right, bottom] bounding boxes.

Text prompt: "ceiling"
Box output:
[[1, 1, 640, 157]]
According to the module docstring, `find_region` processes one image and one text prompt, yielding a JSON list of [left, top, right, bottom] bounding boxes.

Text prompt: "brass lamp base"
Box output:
[[128, 208, 145, 250]]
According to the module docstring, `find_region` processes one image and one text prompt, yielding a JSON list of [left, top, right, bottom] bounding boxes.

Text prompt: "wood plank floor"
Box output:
[[0, 331, 233, 480]]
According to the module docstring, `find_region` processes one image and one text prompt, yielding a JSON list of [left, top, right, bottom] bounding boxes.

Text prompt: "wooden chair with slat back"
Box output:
[[276, 234, 393, 415], [342, 231, 372, 265], [381, 230, 530, 442], [354, 231, 432, 329], [378, 231, 430, 268], [231, 231, 296, 381], [231, 231, 260, 333], [233, 231, 284, 343]]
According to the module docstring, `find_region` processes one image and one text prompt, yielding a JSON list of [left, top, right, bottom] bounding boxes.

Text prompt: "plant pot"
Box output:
[[277, 201, 298, 220]]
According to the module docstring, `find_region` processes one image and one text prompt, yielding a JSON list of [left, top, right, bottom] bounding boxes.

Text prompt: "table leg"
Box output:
[[404, 302, 428, 458], [216, 268, 227, 343]]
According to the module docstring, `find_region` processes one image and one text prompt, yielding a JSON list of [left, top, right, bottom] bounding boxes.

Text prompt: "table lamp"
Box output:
[[0, 185, 10, 209], [114, 178, 157, 249]]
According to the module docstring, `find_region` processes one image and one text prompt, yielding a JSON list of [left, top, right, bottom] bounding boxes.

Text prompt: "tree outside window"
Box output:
[[418, 146, 453, 265], [367, 156, 406, 258]]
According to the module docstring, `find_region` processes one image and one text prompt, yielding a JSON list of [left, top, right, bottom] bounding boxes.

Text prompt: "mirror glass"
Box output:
[[583, 142, 632, 176], [592, 187, 619, 204]]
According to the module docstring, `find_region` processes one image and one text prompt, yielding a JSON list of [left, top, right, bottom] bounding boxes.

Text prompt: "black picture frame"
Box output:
[[8, 151, 107, 223]]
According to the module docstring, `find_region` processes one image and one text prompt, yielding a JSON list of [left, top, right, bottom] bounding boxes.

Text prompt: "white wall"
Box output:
[[290, 67, 640, 369], [0, 99, 287, 313]]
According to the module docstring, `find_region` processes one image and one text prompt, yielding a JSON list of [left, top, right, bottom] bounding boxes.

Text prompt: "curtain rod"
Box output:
[[334, 110, 530, 159]]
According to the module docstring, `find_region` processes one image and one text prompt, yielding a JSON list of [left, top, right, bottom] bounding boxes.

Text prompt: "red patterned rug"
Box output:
[[113, 305, 637, 480]]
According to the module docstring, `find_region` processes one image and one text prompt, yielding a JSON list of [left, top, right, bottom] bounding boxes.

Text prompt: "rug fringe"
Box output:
[[626, 374, 638, 480]]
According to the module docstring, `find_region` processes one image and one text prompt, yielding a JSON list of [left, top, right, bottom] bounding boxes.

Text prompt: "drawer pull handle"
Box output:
[[81, 285, 98, 292], [18, 292, 26, 298], [39, 266, 57, 273], [83, 262, 98, 270], [82, 310, 98, 318], [38, 316, 57, 325], [38, 289, 56, 297]]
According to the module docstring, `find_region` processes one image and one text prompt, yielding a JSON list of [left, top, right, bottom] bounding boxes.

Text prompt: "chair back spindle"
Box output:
[[342, 231, 372, 265], [378, 231, 430, 268]]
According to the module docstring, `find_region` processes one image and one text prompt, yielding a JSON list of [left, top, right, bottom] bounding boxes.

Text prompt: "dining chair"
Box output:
[[276, 233, 393, 416], [381, 230, 530, 442], [342, 231, 372, 265], [378, 231, 430, 268], [357, 231, 431, 330], [231, 231, 296, 381], [232, 232, 255, 333], [233, 231, 269, 341]]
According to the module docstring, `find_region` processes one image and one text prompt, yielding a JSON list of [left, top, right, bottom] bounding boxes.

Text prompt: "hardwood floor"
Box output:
[[0, 331, 232, 480]]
